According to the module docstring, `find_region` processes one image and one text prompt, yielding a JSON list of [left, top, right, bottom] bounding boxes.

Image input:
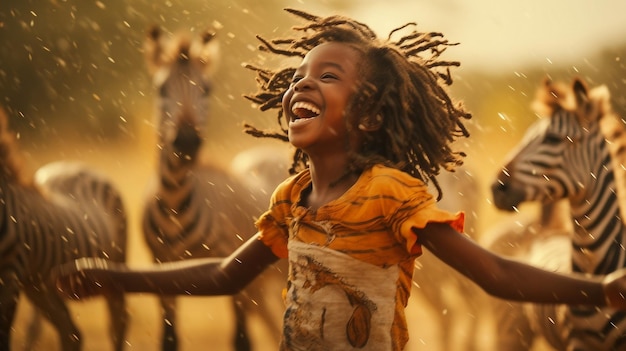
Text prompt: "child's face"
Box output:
[[282, 42, 361, 155]]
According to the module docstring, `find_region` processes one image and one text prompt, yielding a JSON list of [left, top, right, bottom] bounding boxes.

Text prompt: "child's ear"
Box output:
[[358, 114, 383, 131]]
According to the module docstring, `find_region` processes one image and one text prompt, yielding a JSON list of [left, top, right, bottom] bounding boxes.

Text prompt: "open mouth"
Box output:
[[291, 101, 320, 123]]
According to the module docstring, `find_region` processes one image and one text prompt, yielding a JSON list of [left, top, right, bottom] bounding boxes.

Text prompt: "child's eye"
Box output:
[[291, 76, 303, 85], [321, 73, 338, 80]]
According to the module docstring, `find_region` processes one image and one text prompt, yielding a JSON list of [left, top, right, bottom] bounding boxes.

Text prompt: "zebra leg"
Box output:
[[235, 266, 285, 348], [526, 303, 567, 350], [232, 297, 251, 351], [24, 307, 44, 351], [25, 288, 81, 351], [413, 256, 482, 351], [441, 279, 484, 351], [490, 299, 534, 351], [0, 305, 16, 351], [106, 291, 128, 351], [160, 295, 178, 351], [0, 283, 19, 351]]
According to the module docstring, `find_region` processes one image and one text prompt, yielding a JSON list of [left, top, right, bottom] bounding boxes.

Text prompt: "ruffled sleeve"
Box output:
[[400, 204, 465, 256], [370, 166, 465, 257], [256, 212, 289, 259], [255, 172, 306, 259]]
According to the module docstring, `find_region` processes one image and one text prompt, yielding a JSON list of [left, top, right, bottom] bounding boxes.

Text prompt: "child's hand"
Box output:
[[603, 268, 626, 309], [52, 257, 120, 300]]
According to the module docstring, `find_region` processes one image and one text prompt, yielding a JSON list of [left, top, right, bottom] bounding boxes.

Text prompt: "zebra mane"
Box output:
[[531, 78, 570, 117], [531, 77, 596, 120], [598, 89, 626, 224], [0, 108, 31, 187]]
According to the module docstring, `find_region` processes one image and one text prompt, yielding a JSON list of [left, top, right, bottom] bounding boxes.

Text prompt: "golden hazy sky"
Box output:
[[318, 0, 626, 71]]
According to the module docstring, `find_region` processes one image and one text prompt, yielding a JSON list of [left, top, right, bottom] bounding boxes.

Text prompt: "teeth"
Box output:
[[291, 101, 320, 118]]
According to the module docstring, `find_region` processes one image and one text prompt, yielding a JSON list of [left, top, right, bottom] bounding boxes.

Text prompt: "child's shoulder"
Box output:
[[361, 165, 436, 214], [270, 168, 312, 201], [364, 165, 428, 194], [367, 165, 424, 185]]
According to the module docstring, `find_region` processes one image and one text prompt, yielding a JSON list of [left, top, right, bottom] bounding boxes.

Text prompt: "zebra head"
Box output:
[[491, 77, 613, 212], [144, 26, 219, 163]]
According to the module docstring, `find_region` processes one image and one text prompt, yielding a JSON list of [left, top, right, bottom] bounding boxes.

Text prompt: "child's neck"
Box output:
[[304, 154, 358, 211]]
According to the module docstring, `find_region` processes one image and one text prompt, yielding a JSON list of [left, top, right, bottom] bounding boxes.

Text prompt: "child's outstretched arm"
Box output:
[[416, 222, 626, 308], [54, 233, 279, 300]]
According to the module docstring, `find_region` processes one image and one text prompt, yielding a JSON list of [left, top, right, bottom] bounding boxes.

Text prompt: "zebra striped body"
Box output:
[[142, 27, 283, 351], [0, 112, 128, 351], [491, 78, 626, 350]]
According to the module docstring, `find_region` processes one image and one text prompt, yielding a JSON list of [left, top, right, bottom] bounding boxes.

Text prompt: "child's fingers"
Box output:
[[603, 268, 626, 309], [53, 258, 110, 300]]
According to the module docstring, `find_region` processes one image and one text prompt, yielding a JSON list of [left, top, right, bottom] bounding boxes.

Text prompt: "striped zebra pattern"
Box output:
[[142, 27, 284, 351], [0, 109, 128, 351], [490, 78, 626, 350]]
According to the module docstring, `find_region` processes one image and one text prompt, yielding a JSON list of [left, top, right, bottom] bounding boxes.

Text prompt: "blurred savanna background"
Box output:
[[2, 0, 626, 350]]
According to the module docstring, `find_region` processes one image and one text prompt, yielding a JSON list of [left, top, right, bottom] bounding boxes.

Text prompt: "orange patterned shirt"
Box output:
[[256, 164, 464, 351]]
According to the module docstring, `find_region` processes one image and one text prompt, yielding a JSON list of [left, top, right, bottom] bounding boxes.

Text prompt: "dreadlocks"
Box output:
[[244, 8, 471, 199]]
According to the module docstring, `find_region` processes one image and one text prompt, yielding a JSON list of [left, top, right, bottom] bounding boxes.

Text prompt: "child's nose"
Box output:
[[293, 77, 313, 92]]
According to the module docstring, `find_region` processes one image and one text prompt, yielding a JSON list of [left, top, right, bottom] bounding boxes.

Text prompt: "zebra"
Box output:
[[481, 201, 573, 351], [490, 77, 626, 350], [141, 27, 284, 351], [0, 108, 129, 351]]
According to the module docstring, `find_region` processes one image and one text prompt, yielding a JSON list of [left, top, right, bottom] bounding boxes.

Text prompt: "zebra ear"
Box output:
[[200, 30, 216, 45], [144, 25, 166, 75], [196, 30, 220, 77], [532, 77, 559, 117], [572, 78, 589, 105], [572, 78, 596, 126], [573, 77, 611, 126]]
